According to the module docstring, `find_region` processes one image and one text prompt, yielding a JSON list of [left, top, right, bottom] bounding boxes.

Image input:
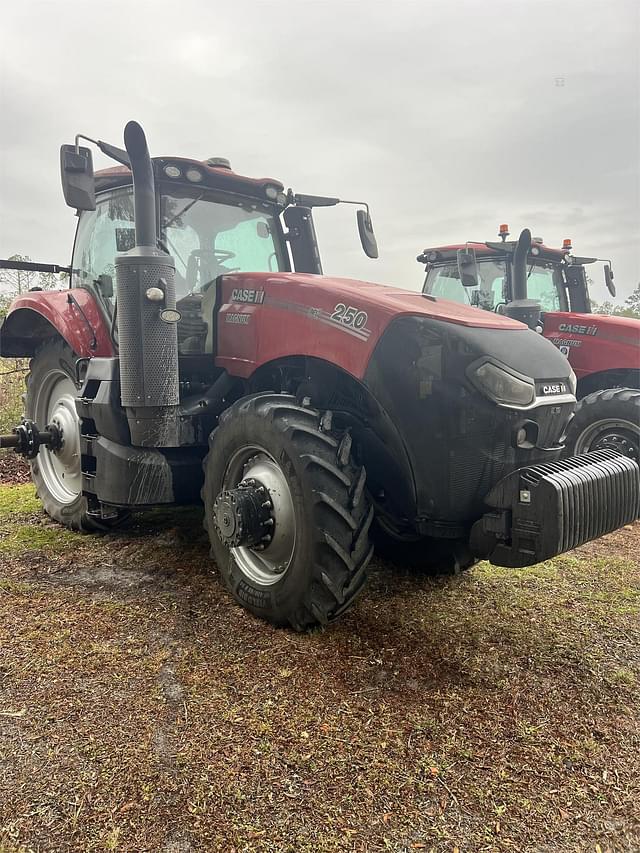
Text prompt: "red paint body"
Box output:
[[2, 275, 524, 378], [215, 272, 523, 379], [543, 311, 640, 380], [2, 289, 114, 358]]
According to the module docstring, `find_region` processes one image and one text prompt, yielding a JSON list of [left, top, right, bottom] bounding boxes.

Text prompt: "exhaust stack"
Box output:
[[505, 228, 542, 330], [115, 121, 180, 446]]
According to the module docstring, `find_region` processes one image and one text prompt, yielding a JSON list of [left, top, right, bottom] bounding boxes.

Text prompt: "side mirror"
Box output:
[[604, 264, 616, 297], [60, 144, 96, 211], [457, 247, 479, 287], [357, 209, 378, 259]]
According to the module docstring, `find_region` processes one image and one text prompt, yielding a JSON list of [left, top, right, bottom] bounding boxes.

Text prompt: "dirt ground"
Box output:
[[0, 456, 638, 852]]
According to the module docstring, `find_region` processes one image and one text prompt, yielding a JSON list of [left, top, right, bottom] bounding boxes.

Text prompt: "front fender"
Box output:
[[0, 289, 114, 358]]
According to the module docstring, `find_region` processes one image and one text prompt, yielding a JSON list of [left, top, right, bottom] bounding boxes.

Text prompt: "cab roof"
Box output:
[[95, 156, 284, 201], [417, 240, 568, 265]]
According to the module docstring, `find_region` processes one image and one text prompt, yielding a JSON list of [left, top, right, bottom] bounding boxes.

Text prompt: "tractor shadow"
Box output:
[[25, 503, 604, 702]]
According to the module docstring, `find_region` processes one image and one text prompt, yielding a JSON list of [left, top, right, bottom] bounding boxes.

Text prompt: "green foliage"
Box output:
[[592, 283, 640, 318]]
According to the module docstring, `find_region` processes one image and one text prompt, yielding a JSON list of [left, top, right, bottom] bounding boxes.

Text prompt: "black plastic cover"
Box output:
[[471, 449, 640, 567]]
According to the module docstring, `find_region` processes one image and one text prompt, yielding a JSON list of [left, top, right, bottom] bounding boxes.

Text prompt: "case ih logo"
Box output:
[[542, 383, 567, 395], [558, 323, 598, 336], [231, 288, 265, 304]]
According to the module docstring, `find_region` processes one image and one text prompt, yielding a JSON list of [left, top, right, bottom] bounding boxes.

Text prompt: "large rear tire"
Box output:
[[202, 394, 373, 631], [25, 339, 128, 532], [563, 388, 640, 462]]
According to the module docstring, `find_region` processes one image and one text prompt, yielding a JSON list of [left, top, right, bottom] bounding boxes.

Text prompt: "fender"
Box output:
[[0, 289, 114, 358], [215, 272, 523, 379], [543, 311, 640, 380]]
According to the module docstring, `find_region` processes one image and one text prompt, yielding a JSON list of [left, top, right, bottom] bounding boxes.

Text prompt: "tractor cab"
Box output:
[[419, 226, 613, 319], [63, 145, 378, 357]]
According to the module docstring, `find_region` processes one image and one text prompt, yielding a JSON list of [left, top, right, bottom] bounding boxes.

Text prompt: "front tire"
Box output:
[[563, 388, 640, 462], [202, 394, 373, 631], [25, 339, 128, 531]]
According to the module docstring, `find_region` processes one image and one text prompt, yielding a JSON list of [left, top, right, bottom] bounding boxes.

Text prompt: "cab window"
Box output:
[[160, 188, 288, 298], [526, 264, 563, 312], [424, 259, 506, 309], [71, 188, 134, 306]]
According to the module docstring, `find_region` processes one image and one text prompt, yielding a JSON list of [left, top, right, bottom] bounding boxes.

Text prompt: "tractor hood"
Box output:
[[214, 271, 544, 380], [246, 272, 524, 329], [543, 310, 640, 379]]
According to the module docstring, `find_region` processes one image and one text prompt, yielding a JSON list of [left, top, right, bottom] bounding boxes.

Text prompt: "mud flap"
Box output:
[[471, 449, 640, 567]]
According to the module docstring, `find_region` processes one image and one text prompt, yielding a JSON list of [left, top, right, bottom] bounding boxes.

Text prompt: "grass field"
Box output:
[[0, 471, 638, 853]]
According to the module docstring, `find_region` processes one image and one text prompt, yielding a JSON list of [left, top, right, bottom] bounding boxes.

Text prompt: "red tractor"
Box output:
[[1, 123, 638, 631], [419, 226, 640, 461]]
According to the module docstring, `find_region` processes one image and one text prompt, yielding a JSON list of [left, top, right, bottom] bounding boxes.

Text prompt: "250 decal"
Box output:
[[330, 303, 368, 330]]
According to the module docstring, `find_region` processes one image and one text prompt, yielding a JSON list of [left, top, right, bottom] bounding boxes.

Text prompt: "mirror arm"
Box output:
[[75, 134, 131, 168]]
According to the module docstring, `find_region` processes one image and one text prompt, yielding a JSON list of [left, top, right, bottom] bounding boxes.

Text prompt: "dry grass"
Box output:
[[0, 483, 638, 852], [0, 363, 26, 435]]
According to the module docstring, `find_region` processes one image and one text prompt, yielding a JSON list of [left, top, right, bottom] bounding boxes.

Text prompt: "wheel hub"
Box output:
[[213, 478, 274, 548], [215, 449, 297, 586], [592, 431, 638, 460]]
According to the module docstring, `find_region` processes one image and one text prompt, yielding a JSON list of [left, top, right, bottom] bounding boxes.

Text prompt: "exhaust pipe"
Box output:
[[115, 120, 181, 446], [505, 228, 542, 330]]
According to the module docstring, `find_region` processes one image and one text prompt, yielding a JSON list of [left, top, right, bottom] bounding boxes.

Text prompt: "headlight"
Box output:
[[567, 367, 577, 396], [469, 360, 535, 407]]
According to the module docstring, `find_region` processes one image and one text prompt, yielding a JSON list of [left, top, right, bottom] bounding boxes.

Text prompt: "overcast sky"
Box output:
[[1, 0, 638, 302]]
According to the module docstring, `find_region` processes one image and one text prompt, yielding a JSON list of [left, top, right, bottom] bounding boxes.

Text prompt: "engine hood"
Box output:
[[215, 271, 538, 381], [234, 272, 525, 330], [543, 310, 640, 378]]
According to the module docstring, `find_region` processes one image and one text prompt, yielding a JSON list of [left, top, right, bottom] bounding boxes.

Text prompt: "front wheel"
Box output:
[[25, 339, 128, 531], [202, 394, 373, 631], [563, 388, 640, 462]]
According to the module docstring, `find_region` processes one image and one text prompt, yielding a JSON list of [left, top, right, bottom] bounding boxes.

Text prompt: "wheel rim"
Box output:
[[32, 369, 82, 504], [220, 445, 296, 586], [573, 417, 640, 462]]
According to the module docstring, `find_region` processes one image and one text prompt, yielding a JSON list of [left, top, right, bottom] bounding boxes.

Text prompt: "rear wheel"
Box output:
[[25, 339, 128, 531], [563, 388, 640, 462], [202, 394, 373, 631]]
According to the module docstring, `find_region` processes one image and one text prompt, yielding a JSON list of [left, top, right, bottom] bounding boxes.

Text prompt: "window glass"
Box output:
[[424, 259, 506, 310], [161, 189, 287, 298], [526, 264, 562, 312], [71, 188, 134, 306]]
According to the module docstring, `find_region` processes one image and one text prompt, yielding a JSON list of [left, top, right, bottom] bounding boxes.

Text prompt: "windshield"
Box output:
[[160, 187, 289, 298], [424, 257, 566, 312], [424, 259, 507, 309], [525, 262, 564, 312]]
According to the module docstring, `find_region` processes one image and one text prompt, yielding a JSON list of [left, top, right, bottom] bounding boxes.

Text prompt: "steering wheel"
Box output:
[[186, 249, 239, 292]]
